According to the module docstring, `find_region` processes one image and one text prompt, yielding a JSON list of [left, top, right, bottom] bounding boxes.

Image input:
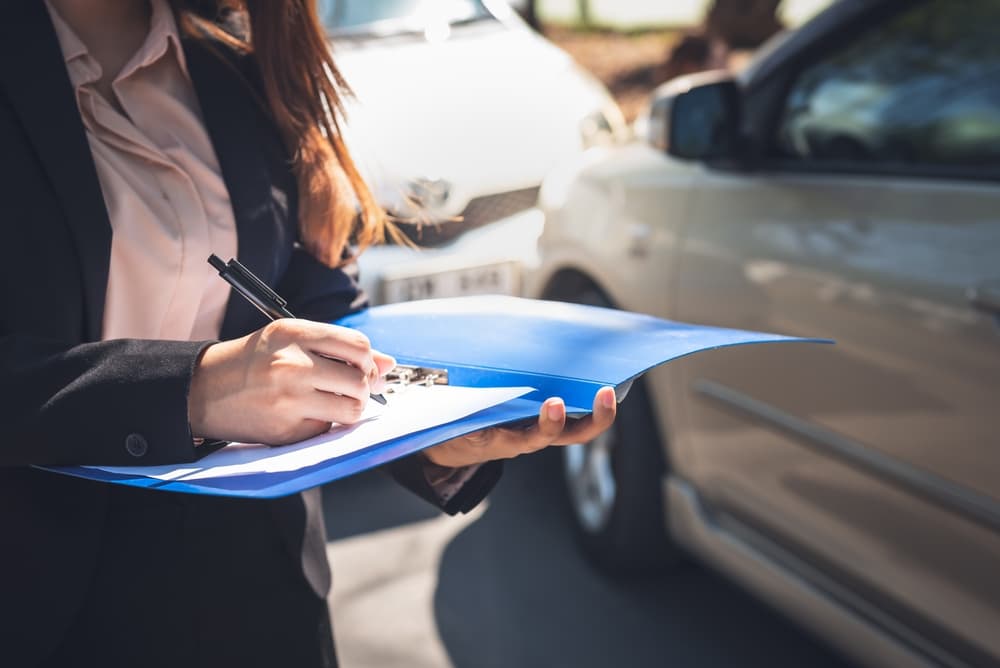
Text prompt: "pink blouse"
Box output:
[[45, 0, 238, 342], [46, 1, 476, 502]]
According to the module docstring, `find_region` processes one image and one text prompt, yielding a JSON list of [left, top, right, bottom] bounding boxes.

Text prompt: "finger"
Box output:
[[550, 387, 617, 446], [371, 350, 396, 393], [373, 350, 396, 374], [425, 391, 613, 467], [267, 418, 333, 446], [591, 385, 618, 430], [538, 397, 568, 440], [285, 321, 377, 376], [489, 397, 567, 457], [309, 352, 372, 402], [297, 387, 367, 426]]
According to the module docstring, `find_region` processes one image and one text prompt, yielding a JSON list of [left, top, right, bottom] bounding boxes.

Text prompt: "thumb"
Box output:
[[370, 350, 397, 393], [373, 350, 396, 375]]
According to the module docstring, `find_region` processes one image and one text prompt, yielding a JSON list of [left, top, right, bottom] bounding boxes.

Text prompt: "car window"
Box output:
[[319, 0, 491, 34], [774, 0, 1000, 173]]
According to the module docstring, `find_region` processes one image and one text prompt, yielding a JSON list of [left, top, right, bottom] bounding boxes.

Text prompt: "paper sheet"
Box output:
[[87, 384, 533, 482]]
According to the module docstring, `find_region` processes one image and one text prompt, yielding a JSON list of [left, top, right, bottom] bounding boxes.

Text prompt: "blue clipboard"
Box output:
[[44, 296, 829, 498]]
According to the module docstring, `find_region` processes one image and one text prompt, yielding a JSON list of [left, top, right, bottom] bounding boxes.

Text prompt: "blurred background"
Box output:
[[320, 1, 1000, 666]]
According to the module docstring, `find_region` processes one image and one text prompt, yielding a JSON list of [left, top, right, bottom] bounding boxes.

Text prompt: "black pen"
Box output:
[[208, 254, 388, 405]]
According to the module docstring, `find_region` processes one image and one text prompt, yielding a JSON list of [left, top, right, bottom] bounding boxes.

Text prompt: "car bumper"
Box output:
[[357, 207, 545, 305]]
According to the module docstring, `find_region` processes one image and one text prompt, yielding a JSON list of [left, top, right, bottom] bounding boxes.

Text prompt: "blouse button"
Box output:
[[125, 433, 149, 458]]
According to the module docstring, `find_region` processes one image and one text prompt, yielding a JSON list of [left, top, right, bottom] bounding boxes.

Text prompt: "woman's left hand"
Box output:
[[422, 386, 618, 468]]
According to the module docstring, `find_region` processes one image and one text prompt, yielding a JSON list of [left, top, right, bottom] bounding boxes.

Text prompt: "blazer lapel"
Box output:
[[183, 37, 289, 340], [0, 7, 290, 342], [0, 2, 112, 342]]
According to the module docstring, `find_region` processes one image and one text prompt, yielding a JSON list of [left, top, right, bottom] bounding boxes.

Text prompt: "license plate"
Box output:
[[381, 261, 520, 304]]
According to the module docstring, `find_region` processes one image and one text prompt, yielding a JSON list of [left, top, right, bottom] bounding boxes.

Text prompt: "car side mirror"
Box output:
[[642, 72, 742, 162]]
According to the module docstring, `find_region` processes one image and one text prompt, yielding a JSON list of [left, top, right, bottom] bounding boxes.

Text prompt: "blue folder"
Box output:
[[44, 296, 828, 498]]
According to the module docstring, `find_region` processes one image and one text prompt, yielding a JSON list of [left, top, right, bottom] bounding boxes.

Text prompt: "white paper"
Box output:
[[87, 385, 533, 482]]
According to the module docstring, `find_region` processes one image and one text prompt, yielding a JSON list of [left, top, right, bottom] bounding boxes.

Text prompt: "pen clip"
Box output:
[[225, 258, 288, 308]]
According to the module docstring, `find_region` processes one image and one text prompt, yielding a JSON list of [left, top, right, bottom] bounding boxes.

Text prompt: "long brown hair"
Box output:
[[177, 0, 390, 267]]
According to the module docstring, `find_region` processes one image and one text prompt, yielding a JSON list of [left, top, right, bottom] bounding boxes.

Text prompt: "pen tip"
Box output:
[[371, 393, 388, 405]]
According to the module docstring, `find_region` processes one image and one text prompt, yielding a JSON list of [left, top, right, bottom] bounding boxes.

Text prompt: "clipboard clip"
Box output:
[[385, 364, 449, 391]]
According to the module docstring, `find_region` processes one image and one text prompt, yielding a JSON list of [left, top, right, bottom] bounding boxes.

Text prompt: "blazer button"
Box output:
[[125, 433, 149, 458]]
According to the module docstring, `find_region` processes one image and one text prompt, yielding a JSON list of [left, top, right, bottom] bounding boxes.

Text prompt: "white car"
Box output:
[[319, 0, 626, 304], [525, 1, 1000, 666]]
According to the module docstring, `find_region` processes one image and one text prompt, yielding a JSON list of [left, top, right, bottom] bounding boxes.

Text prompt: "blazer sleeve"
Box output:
[[0, 246, 341, 469], [383, 457, 504, 516], [0, 334, 210, 467], [277, 247, 503, 515]]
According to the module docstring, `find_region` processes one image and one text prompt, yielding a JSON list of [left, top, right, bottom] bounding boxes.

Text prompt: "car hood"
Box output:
[[332, 23, 613, 216]]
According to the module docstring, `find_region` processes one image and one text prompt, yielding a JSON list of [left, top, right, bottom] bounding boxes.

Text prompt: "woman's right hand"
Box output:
[[187, 319, 396, 445]]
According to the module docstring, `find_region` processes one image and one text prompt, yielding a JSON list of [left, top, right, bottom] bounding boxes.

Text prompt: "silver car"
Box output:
[[524, 1, 1000, 666]]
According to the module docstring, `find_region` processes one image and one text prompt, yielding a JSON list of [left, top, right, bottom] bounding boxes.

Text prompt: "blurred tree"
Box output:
[[520, 0, 542, 31], [576, 0, 592, 27], [658, 33, 715, 83], [705, 0, 783, 49], [658, 0, 784, 86]]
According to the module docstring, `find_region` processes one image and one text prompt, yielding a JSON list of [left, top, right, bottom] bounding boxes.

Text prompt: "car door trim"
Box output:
[[693, 378, 1000, 535], [669, 477, 975, 668]]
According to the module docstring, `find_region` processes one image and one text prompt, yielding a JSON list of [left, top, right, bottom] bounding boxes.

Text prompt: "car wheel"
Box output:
[[562, 374, 680, 574], [547, 281, 683, 574]]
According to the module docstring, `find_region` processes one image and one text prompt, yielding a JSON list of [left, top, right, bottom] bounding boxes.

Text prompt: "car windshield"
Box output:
[[319, 0, 493, 35]]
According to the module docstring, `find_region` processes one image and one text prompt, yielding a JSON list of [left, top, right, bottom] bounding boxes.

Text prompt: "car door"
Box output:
[[670, 1, 1000, 663]]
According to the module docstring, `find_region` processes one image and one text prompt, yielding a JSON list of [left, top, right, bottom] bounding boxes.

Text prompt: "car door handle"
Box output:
[[968, 282, 1000, 315]]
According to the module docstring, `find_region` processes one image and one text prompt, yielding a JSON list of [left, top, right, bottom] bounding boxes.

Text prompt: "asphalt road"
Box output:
[[322, 453, 855, 668]]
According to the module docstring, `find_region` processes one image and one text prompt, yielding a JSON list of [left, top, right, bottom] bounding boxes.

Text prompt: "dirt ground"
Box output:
[[547, 26, 681, 122], [547, 26, 754, 122]]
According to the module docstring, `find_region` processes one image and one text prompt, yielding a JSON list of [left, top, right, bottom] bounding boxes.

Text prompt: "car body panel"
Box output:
[[671, 167, 1000, 661], [530, 143, 701, 452], [337, 23, 615, 215]]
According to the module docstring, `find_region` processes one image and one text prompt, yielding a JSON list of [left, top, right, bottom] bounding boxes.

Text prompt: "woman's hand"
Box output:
[[188, 319, 396, 445], [422, 386, 618, 468]]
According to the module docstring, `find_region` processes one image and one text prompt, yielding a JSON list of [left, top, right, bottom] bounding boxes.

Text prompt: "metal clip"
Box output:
[[384, 364, 449, 393]]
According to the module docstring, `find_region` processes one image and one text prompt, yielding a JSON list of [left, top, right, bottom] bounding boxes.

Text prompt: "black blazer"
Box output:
[[0, 3, 501, 664]]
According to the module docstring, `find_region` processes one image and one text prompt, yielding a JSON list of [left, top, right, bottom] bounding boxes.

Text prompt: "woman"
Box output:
[[0, 1, 616, 666]]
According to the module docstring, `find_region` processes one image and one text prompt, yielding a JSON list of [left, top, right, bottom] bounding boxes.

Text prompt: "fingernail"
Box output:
[[546, 399, 563, 421], [601, 389, 615, 409]]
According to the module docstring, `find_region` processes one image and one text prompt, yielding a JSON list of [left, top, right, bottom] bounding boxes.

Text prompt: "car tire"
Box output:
[[547, 281, 683, 574]]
